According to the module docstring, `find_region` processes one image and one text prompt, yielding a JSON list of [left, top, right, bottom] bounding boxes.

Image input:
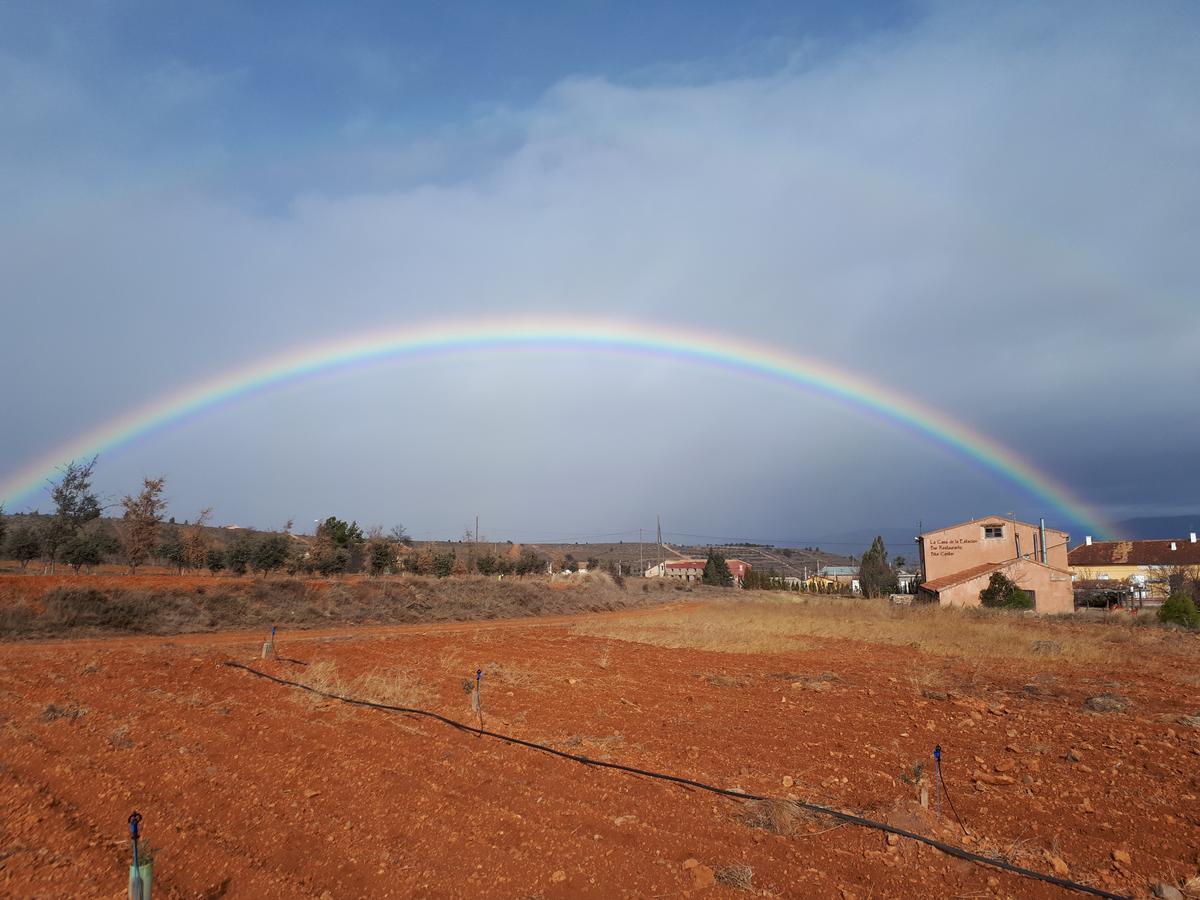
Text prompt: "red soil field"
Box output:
[[1, 605, 1198, 897]]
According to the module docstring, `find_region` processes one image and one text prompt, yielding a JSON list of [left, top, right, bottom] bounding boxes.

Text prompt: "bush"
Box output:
[[365, 538, 396, 576], [226, 535, 253, 575], [251, 533, 292, 575], [432, 550, 456, 578], [1158, 593, 1200, 629], [979, 572, 1034, 610]]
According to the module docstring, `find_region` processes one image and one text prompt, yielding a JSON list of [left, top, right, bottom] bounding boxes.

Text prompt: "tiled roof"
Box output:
[[920, 562, 1004, 593], [920, 558, 1071, 593], [1068, 540, 1200, 567]]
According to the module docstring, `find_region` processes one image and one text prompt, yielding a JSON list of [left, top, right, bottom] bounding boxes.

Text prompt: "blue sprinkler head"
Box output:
[[933, 744, 942, 763], [128, 811, 142, 840]]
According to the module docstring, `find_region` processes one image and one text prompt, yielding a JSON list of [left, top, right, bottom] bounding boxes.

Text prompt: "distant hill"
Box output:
[[1111, 515, 1200, 540], [789, 527, 921, 558]]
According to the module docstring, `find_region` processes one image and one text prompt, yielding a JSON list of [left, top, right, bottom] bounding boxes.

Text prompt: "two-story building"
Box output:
[[916, 516, 1074, 614], [1068, 534, 1200, 600], [646, 558, 751, 586]]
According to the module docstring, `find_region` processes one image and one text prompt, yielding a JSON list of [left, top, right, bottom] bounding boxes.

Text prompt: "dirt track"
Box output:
[[1, 603, 1198, 898]]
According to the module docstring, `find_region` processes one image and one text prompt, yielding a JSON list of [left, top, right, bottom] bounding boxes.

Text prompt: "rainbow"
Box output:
[[0, 316, 1111, 536]]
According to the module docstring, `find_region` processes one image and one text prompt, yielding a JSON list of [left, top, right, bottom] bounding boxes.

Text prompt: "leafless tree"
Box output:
[[119, 477, 167, 574], [183, 508, 213, 572]]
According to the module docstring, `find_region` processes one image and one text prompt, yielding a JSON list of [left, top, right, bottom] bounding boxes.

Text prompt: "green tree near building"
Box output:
[[1158, 593, 1200, 628], [979, 571, 1033, 610], [702, 549, 733, 587], [514, 548, 545, 576], [859, 536, 899, 598]]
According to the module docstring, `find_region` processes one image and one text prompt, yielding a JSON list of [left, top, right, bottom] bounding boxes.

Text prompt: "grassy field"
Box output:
[[573, 592, 1199, 666]]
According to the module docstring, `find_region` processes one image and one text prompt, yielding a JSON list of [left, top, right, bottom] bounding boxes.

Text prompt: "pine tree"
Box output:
[[859, 536, 898, 598], [41, 458, 102, 571], [702, 549, 733, 587]]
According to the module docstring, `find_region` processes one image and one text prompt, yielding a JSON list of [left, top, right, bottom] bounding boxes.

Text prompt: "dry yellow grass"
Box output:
[[572, 595, 1194, 667], [299, 660, 432, 708]]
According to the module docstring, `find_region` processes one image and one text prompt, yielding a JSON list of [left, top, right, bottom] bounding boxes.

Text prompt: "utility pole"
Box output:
[[917, 519, 923, 583], [639, 528, 643, 576], [656, 514, 663, 567], [475, 515, 479, 544]]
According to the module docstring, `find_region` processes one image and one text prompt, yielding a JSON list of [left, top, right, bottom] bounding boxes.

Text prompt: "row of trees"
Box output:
[[0, 462, 187, 574], [0, 457, 901, 588], [0, 460, 561, 579]]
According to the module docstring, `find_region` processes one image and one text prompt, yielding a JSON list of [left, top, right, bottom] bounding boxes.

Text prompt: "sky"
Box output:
[[1, 1, 1198, 547]]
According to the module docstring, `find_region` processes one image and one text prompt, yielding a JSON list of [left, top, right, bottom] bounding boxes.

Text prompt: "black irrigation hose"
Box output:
[[937, 763, 970, 836], [224, 661, 1127, 899]]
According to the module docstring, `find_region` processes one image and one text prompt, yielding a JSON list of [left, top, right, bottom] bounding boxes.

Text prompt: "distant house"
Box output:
[[647, 558, 751, 586], [1068, 533, 1200, 601], [818, 565, 860, 594], [916, 516, 1074, 614]]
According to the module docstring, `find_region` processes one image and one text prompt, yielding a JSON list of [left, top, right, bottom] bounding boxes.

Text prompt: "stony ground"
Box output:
[[1, 602, 1198, 898]]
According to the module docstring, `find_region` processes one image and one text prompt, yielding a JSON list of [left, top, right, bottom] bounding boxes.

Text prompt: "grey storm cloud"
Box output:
[[1, 2, 1198, 541]]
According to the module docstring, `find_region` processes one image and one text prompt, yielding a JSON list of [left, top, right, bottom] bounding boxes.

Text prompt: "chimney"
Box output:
[[1085, 535, 1092, 546], [1191, 532, 1197, 544], [1171, 542, 1177, 551]]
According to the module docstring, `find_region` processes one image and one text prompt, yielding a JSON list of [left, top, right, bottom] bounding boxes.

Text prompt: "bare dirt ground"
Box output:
[[1, 596, 1198, 898]]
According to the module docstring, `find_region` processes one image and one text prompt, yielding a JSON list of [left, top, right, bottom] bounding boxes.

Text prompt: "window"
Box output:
[[983, 525, 1004, 539]]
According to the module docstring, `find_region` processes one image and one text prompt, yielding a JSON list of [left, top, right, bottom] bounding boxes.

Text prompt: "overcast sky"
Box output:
[[2, 1, 1197, 546]]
